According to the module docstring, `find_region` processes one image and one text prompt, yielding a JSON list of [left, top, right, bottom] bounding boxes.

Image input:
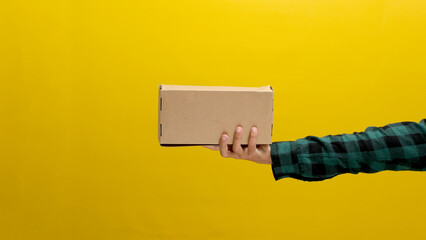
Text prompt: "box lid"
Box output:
[[160, 84, 273, 92]]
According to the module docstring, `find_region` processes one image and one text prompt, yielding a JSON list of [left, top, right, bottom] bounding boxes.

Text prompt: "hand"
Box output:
[[203, 126, 272, 164]]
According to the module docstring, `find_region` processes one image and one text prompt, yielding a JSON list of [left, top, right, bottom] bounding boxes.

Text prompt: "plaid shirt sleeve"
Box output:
[[270, 119, 426, 181]]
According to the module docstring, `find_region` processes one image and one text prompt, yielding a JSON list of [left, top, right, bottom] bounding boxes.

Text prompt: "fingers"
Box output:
[[248, 126, 257, 155], [214, 126, 269, 164], [219, 134, 234, 158], [217, 126, 258, 160], [232, 126, 243, 155]]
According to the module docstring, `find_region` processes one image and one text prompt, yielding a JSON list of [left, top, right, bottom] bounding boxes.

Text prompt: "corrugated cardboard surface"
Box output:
[[158, 85, 274, 145]]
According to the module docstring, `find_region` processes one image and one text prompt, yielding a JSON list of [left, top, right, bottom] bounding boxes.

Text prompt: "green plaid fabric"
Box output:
[[270, 119, 426, 181]]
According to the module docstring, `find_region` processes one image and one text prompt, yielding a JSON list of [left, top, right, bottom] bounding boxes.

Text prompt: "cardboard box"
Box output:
[[158, 84, 274, 146]]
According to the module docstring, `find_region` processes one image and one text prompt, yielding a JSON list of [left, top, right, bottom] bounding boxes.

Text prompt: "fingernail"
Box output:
[[236, 127, 242, 133], [252, 127, 257, 133], [222, 135, 227, 141]]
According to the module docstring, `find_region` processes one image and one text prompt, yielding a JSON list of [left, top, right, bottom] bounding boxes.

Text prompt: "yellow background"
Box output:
[[1, 0, 426, 239]]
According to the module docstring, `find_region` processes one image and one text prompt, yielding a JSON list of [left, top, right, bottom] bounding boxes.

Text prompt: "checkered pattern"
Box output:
[[271, 119, 426, 181]]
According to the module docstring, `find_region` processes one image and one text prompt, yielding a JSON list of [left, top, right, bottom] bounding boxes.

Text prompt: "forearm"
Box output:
[[271, 119, 426, 181]]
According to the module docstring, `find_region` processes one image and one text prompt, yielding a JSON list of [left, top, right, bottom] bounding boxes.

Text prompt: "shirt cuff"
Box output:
[[270, 141, 302, 181]]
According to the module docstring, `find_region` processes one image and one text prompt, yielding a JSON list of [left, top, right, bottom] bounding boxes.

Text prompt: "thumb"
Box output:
[[201, 145, 220, 151]]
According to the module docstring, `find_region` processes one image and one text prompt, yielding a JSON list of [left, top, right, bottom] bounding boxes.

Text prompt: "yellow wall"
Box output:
[[1, 0, 425, 239]]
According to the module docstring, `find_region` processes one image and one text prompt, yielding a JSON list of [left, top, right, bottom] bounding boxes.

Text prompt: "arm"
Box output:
[[271, 119, 426, 181]]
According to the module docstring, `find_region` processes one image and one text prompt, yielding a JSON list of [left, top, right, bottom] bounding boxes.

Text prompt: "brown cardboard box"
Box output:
[[158, 84, 274, 146]]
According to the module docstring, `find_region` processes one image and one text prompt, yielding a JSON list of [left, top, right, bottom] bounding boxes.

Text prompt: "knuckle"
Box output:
[[248, 152, 256, 158]]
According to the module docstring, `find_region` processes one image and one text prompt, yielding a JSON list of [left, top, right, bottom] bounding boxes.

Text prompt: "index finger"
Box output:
[[219, 134, 236, 158]]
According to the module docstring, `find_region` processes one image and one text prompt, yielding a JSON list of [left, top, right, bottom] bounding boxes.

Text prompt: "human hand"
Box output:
[[203, 126, 272, 164]]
